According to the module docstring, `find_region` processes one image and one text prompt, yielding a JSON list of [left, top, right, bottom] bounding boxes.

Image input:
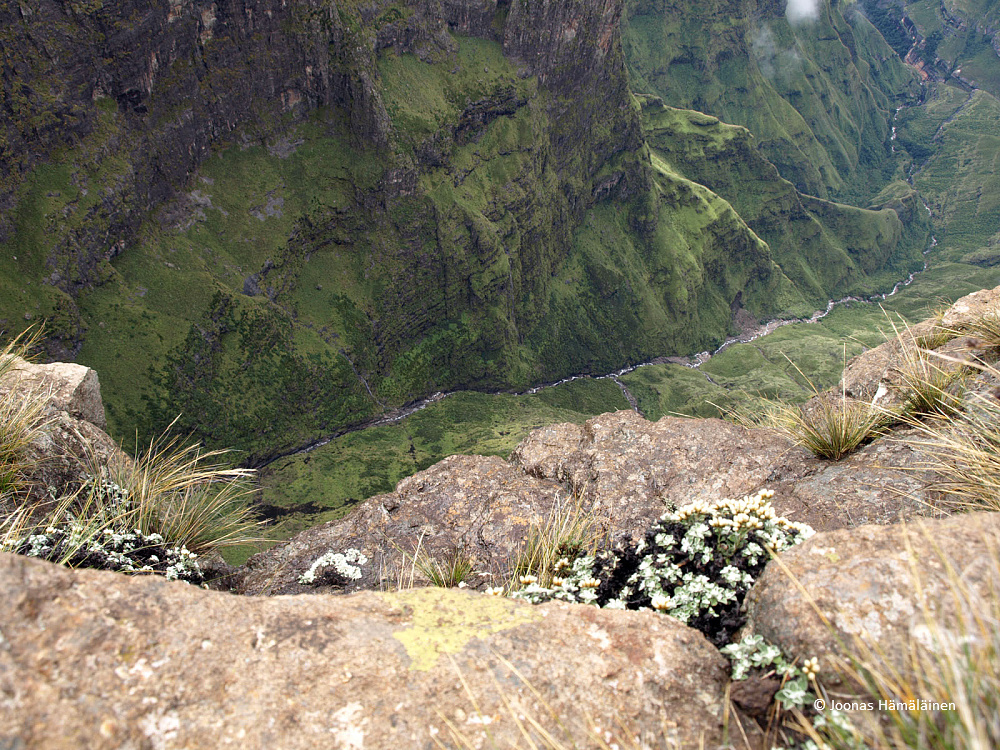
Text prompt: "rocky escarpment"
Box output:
[[4, 0, 925, 464], [639, 98, 928, 302]]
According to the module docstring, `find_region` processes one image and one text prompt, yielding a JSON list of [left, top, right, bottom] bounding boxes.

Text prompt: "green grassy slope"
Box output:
[[620, 259, 1000, 421], [639, 99, 928, 303], [624, 0, 921, 201], [901, 86, 1000, 263]]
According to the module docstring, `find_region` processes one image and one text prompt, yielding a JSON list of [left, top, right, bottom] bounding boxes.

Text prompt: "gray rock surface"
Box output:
[[240, 410, 931, 595], [0, 553, 730, 750], [1, 356, 106, 429], [745, 512, 1000, 688], [238, 454, 567, 595], [839, 284, 1000, 408]]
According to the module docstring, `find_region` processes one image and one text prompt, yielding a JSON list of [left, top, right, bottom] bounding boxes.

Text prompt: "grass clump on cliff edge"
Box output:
[[769, 394, 886, 461], [506, 498, 607, 592], [906, 356, 1000, 513], [730, 384, 885, 461], [90, 427, 262, 555], [1, 430, 264, 582], [0, 328, 50, 499], [0, 329, 263, 579]]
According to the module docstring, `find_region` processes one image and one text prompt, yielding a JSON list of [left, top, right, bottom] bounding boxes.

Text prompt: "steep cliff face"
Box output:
[[0, 0, 387, 241], [639, 98, 928, 301], [0, 0, 389, 358], [1, 0, 921, 460], [623, 0, 921, 199]]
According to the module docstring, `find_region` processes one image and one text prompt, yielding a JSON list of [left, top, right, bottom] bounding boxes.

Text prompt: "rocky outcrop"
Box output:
[[0, 357, 121, 503], [745, 512, 1000, 690], [239, 409, 931, 595], [0, 552, 731, 749], [840, 284, 1000, 409], [1, 357, 106, 430]]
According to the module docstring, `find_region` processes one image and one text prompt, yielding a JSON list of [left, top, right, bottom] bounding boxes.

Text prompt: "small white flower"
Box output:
[[651, 593, 671, 611]]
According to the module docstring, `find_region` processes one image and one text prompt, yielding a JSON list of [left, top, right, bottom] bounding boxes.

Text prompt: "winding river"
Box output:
[[258, 240, 936, 469]]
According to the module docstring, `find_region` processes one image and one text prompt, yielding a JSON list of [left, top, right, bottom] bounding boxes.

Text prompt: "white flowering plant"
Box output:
[[14, 522, 203, 582], [298, 548, 368, 586], [511, 490, 814, 646], [721, 635, 865, 748], [720, 634, 821, 707]]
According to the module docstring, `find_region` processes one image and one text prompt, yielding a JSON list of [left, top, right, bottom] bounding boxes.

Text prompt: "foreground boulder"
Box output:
[[745, 512, 1000, 688], [0, 553, 730, 749], [0, 357, 121, 504], [240, 411, 930, 595]]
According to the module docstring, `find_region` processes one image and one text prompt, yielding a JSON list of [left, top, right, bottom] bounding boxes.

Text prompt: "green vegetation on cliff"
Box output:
[[2, 7, 924, 468], [0, 0, 951, 548], [624, 0, 921, 200]]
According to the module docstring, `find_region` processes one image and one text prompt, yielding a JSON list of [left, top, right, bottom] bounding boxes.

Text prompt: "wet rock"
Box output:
[[0, 553, 731, 749], [730, 676, 781, 719]]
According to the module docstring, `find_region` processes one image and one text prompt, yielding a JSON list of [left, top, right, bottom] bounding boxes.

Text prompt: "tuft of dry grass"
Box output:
[[901, 356, 1000, 513], [895, 345, 967, 420], [728, 351, 886, 461], [0, 327, 52, 498], [415, 544, 476, 588], [954, 310, 1000, 352], [883, 316, 968, 420], [90, 426, 264, 555], [731, 392, 885, 461], [507, 496, 606, 591]]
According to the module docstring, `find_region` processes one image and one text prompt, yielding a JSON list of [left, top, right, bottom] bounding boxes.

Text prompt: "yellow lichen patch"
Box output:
[[381, 588, 541, 671]]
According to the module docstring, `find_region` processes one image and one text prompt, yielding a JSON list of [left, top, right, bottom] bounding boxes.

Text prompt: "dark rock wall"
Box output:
[[0, 0, 390, 254], [2, 0, 642, 287]]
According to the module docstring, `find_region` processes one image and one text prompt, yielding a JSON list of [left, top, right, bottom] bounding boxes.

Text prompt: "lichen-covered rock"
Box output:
[[512, 410, 930, 533], [0, 553, 731, 749], [240, 409, 931, 595], [744, 512, 1000, 688], [839, 284, 1000, 408], [238, 454, 567, 595]]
